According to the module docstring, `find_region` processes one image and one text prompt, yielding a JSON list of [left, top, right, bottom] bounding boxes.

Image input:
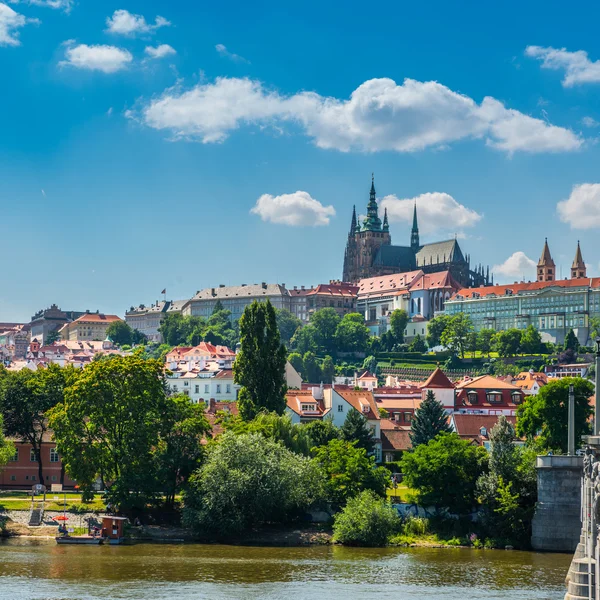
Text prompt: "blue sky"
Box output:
[[2, 0, 600, 321]]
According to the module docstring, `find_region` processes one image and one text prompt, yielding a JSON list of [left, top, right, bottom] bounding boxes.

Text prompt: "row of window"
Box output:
[[9, 448, 60, 462], [180, 382, 232, 394], [7, 474, 60, 482], [466, 391, 521, 404]]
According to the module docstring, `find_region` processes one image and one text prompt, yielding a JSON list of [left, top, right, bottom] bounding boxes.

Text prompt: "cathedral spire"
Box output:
[[537, 238, 556, 282], [382, 207, 389, 232], [350, 205, 357, 235], [410, 201, 420, 250], [363, 173, 382, 231], [571, 240, 586, 279]]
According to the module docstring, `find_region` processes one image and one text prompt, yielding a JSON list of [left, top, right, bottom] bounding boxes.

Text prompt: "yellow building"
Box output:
[[59, 312, 122, 341]]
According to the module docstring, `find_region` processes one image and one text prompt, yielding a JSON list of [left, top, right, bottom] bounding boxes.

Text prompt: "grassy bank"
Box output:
[[0, 491, 105, 512]]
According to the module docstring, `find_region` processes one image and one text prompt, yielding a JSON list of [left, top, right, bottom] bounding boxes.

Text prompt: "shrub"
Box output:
[[403, 516, 429, 536], [333, 490, 401, 546]]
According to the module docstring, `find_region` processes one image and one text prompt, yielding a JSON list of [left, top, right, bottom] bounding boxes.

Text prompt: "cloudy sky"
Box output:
[[2, 0, 600, 320]]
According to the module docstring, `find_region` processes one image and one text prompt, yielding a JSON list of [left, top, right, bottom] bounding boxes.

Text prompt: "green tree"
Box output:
[[520, 325, 542, 355], [106, 320, 134, 346], [333, 490, 401, 546], [362, 355, 378, 374], [390, 309, 409, 343], [303, 419, 340, 449], [466, 331, 478, 358], [516, 377, 593, 453], [440, 313, 473, 358], [48, 354, 169, 509], [335, 313, 370, 353], [477, 329, 496, 357], [494, 329, 522, 357], [564, 329, 580, 352], [321, 355, 336, 383], [312, 439, 388, 505], [287, 352, 304, 375], [212, 300, 224, 313], [310, 308, 341, 354], [340, 409, 374, 454], [590, 317, 600, 342], [0, 414, 14, 468], [2, 364, 75, 485], [153, 395, 211, 507], [45, 329, 61, 345], [401, 433, 488, 513], [302, 351, 322, 383], [426, 314, 450, 349], [409, 334, 427, 353], [234, 300, 287, 420], [291, 324, 318, 354], [409, 390, 452, 447], [275, 308, 302, 345], [183, 432, 324, 535]]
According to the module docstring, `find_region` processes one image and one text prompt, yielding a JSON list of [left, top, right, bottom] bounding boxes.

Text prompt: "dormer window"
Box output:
[[487, 392, 502, 403], [512, 392, 522, 405], [467, 391, 478, 404], [301, 403, 317, 412], [480, 426, 488, 437]]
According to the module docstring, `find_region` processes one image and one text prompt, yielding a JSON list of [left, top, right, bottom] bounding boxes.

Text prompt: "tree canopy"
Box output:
[[409, 390, 452, 447], [335, 313, 370, 353], [426, 314, 450, 348], [233, 300, 287, 420], [516, 377, 593, 453], [390, 309, 409, 343], [340, 409, 375, 454], [440, 314, 473, 358], [275, 308, 302, 345]]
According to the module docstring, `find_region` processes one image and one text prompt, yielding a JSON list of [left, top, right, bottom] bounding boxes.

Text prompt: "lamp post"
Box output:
[[596, 338, 600, 436]]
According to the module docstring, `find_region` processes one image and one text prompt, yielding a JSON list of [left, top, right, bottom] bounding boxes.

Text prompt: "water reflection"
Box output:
[[0, 539, 571, 600]]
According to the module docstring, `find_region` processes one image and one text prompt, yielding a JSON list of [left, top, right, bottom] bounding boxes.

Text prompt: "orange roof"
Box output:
[[305, 283, 359, 298], [512, 371, 548, 391], [451, 277, 600, 300], [358, 370, 377, 380], [377, 397, 422, 411], [408, 270, 459, 291], [380, 427, 412, 451], [452, 413, 517, 437], [72, 313, 122, 324], [358, 270, 423, 298], [334, 389, 380, 420], [421, 367, 455, 389], [455, 375, 521, 391], [286, 390, 326, 416]]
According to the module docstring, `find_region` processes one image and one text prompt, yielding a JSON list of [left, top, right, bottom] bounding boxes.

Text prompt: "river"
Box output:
[[0, 539, 571, 599]]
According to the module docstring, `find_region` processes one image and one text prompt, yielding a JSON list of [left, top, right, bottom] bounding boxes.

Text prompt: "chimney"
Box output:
[[261, 282, 267, 289], [211, 288, 216, 297], [219, 284, 225, 288]]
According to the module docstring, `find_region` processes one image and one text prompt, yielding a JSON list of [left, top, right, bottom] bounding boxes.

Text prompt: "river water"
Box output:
[[0, 539, 571, 600]]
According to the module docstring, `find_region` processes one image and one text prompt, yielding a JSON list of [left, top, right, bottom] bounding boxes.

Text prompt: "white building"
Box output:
[[125, 299, 186, 342]]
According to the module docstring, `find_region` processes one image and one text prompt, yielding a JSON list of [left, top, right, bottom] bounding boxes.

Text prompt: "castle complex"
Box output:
[[342, 176, 490, 288]]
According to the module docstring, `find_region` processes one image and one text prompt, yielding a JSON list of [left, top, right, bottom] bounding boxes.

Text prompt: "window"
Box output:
[[25, 475, 29, 481], [216, 384, 221, 394], [195, 385, 200, 394], [487, 392, 502, 403], [30, 448, 37, 462], [404, 412, 412, 423], [52, 475, 57, 481], [204, 384, 209, 393], [512, 392, 522, 405], [338, 404, 344, 412], [31, 475, 36, 481], [226, 384, 231, 394], [50, 448, 59, 463], [467, 391, 478, 404], [301, 403, 316, 411], [10, 475, 16, 481], [9, 448, 18, 462], [184, 381, 189, 387]]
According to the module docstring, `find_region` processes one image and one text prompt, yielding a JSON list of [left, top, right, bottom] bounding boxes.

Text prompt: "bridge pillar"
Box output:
[[532, 454, 583, 553]]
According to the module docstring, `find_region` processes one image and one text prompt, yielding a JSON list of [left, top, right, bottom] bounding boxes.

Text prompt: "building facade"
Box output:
[[30, 305, 86, 345], [58, 312, 123, 342], [445, 241, 596, 345], [342, 176, 490, 288], [125, 299, 185, 342]]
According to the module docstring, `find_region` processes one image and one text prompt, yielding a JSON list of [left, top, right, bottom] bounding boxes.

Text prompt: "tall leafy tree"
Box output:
[[310, 308, 341, 354], [340, 409, 374, 454], [335, 313, 370, 353], [409, 334, 428, 353], [321, 355, 336, 383], [48, 354, 169, 509], [389, 309, 409, 343], [302, 351, 322, 383], [494, 329, 522, 357], [440, 313, 473, 358], [426, 314, 450, 349], [477, 329, 496, 357], [287, 352, 304, 375], [520, 325, 542, 354], [409, 390, 452, 447], [290, 324, 318, 354], [401, 433, 488, 513], [275, 308, 302, 345], [106, 321, 134, 346], [0, 414, 14, 468], [2, 364, 75, 485], [234, 300, 287, 420], [516, 377, 593, 453]]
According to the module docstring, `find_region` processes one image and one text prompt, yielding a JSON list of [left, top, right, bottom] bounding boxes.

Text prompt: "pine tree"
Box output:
[[409, 390, 452, 447], [233, 300, 287, 420], [564, 328, 579, 353], [341, 409, 374, 454]]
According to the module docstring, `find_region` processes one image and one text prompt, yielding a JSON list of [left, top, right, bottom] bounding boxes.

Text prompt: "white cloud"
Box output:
[[215, 43, 249, 64], [493, 251, 537, 280], [250, 191, 335, 226], [0, 3, 38, 46], [105, 9, 170, 36], [60, 43, 132, 73], [582, 116, 599, 128], [557, 183, 600, 229], [379, 192, 482, 235], [145, 43, 175, 59], [525, 45, 600, 87], [9, 0, 73, 12], [136, 76, 582, 153]]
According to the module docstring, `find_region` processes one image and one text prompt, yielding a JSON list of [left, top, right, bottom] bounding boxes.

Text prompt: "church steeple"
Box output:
[[349, 205, 357, 236], [382, 208, 389, 232], [363, 173, 382, 231], [537, 238, 556, 282], [571, 241, 586, 279], [410, 202, 420, 250]]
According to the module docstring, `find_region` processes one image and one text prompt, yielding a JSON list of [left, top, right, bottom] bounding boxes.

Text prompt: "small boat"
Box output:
[[55, 536, 104, 545]]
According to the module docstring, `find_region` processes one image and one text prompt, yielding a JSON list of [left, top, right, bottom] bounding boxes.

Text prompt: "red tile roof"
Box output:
[[72, 313, 122, 324], [334, 389, 380, 420], [381, 427, 412, 451], [358, 270, 422, 298], [421, 367, 455, 389], [305, 283, 359, 298], [452, 413, 517, 437]]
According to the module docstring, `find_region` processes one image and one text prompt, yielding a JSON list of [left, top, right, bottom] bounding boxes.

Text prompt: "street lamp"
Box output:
[[595, 338, 600, 436]]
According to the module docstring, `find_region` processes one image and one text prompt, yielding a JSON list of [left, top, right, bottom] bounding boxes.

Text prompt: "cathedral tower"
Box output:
[[410, 202, 420, 250], [571, 241, 586, 279], [537, 238, 556, 282]]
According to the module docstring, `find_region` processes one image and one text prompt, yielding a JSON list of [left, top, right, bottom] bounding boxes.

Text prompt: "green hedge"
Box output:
[[377, 351, 451, 361]]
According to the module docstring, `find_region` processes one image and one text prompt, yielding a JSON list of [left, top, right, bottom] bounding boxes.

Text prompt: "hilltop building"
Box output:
[[342, 176, 490, 288], [58, 312, 122, 342], [125, 299, 186, 342], [29, 305, 87, 345], [445, 240, 596, 345]]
